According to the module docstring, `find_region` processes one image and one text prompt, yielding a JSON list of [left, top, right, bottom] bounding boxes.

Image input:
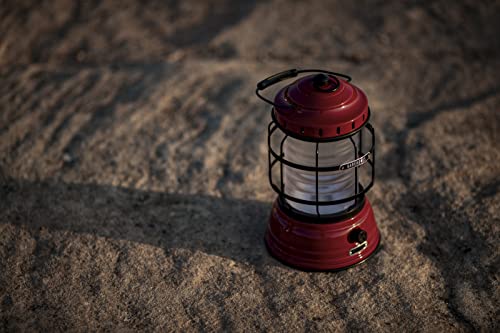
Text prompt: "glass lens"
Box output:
[[283, 135, 357, 215]]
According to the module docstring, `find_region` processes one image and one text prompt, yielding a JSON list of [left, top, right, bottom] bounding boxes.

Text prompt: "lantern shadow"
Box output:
[[1, 179, 274, 267]]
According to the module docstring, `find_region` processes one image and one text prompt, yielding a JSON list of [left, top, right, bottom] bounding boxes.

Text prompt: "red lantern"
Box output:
[[256, 69, 381, 271]]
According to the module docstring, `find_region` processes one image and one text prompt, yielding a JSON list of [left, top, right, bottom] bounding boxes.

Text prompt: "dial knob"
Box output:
[[348, 228, 367, 243]]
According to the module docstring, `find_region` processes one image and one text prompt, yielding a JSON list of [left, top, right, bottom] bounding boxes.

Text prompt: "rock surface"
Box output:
[[1, 0, 499, 331]]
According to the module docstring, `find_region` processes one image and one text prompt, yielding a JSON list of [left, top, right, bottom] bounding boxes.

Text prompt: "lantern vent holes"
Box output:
[[336, 127, 340, 134], [352, 122, 355, 129], [319, 129, 323, 137]]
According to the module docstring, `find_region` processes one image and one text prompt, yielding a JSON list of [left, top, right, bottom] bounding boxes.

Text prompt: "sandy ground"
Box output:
[[1, 0, 499, 331]]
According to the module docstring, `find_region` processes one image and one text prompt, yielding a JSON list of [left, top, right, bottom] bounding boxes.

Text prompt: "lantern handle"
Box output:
[[255, 69, 352, 107]]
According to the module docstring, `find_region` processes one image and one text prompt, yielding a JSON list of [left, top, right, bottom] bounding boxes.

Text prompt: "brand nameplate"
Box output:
[[339, 152, 370, 171]]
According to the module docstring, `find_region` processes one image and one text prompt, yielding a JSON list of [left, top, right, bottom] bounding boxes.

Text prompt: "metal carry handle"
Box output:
[[255, 68, 352, 107], [257, 69, 299, 90]]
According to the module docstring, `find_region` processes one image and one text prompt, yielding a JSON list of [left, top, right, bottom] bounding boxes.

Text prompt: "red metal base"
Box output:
[[265, 198, 380, 271]]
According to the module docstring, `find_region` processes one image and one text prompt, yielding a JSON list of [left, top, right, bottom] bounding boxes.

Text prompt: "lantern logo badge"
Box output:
[[256, 69, 381, 271], [339, 152, 371, 171]]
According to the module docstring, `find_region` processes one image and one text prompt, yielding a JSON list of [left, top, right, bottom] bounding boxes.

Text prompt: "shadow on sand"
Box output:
[[1, 178, 273, 267]]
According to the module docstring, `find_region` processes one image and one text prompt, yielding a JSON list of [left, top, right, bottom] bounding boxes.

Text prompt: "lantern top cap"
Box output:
[[312, 73, 340, 91], [268, 71, 369, 140]]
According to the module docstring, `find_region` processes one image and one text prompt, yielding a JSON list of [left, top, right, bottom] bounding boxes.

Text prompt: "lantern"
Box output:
[[256, 69, 380, 271]]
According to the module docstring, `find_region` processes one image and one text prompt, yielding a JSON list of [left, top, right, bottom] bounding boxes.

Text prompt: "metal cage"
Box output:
[[268, 109, 375, 220]]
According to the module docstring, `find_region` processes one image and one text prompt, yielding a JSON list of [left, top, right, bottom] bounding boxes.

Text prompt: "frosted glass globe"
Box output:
[[283, 135, 357, 215]]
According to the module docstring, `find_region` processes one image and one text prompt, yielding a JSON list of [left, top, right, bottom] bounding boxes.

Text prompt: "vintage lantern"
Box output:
[[256, 69, 380, 270]]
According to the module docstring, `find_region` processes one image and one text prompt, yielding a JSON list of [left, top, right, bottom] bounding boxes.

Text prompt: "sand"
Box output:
[[1, 0, 499, 331]]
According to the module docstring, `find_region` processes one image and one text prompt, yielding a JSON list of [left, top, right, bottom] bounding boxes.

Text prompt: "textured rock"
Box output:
[[0, 0, 499, 331]]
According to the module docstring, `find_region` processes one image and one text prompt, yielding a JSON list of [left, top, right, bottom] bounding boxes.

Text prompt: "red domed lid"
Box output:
[[273, 73, 369, 139]]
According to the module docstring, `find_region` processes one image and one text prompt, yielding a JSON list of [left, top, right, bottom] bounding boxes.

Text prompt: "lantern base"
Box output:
[[265, 198, 380, 271]]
